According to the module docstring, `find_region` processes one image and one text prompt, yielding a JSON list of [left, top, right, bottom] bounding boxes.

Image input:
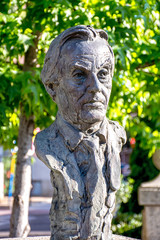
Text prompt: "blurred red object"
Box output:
[[6, 170, 11, 178], [130, 137, 136, 148]]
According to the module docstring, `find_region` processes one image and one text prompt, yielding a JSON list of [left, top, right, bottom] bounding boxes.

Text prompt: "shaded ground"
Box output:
[[0, 197, 51, 238]]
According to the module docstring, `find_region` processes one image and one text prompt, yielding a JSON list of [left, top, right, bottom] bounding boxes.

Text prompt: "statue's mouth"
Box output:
[[79, 93, 106, 109], [83, 101, 104, 109]]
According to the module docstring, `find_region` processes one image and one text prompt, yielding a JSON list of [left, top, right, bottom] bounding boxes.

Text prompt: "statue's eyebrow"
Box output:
[[73, 64, 89, 72], [72, 60, 92, 71], [98, 58, 112, 69]]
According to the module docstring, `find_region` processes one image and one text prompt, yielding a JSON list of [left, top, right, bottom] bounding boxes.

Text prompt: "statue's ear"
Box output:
[[45, 82, 57, 102], [96, 29, 108, 41]]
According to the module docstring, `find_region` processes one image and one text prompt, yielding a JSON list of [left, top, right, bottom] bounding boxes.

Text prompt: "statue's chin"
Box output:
[[80, 109, 106, 124]]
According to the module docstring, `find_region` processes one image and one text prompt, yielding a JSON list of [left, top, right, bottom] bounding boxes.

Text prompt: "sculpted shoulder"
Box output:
[[34, 122, 57, 167], [106, 120, 126, 193], [35, 122, 57, 145], [108, 120, 126, 149]]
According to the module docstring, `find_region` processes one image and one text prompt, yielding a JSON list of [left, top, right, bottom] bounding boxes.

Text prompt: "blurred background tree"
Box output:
[[0, 0, 160, 238]]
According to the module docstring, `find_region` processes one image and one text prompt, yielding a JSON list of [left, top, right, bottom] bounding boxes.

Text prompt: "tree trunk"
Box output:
[[9, 31, 40, 237], [10, 112, 34, 237]]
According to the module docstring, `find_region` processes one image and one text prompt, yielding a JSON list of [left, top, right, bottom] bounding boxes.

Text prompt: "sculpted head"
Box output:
[[41, 25, 114, 131]]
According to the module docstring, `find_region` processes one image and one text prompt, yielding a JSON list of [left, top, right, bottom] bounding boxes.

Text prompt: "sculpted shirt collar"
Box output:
[[56, 113, 108, 151]]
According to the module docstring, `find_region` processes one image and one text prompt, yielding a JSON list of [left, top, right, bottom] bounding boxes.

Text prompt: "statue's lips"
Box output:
[[83, 101, 104, 108]]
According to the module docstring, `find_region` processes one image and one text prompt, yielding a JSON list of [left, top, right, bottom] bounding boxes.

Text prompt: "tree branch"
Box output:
[[136, 60, 157, 70]]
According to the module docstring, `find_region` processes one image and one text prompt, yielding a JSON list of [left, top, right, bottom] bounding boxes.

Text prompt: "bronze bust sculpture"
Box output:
[[35, 25, 126, 240]]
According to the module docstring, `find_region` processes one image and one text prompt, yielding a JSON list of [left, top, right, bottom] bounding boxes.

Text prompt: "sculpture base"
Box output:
[[0, 235, 141, 240]]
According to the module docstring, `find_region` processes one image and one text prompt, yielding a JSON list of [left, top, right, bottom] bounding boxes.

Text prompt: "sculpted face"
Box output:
[[55, 38, 113, 131]]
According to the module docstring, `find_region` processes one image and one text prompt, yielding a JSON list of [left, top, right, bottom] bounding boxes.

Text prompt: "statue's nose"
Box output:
[[87, 73, 101, 93]]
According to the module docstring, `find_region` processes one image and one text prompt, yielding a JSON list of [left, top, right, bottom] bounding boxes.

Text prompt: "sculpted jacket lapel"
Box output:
[[106, 119, 126, 208]]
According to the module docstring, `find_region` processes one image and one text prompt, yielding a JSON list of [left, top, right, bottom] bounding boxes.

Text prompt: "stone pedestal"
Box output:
[[138, 149, 160, 240]]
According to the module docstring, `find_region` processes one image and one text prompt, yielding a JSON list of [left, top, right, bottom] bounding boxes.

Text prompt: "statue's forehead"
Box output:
[[69, 54, 112, 71], [61, 37, 111, 58], [60, 38, 112, 72]]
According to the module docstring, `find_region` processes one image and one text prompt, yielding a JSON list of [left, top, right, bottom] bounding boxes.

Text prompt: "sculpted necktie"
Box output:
[[74, 134, 112, 239]]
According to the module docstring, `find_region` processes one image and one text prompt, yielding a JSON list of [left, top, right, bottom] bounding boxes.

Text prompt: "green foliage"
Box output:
[[112, 177, 142, 238], [116, 177, 134, 206], [112, 212, 142, 238]]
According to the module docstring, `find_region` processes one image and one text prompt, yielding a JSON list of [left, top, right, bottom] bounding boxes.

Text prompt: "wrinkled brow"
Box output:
[[70, 59, 93, 71], [74, 62, 92, 71], [98, 57, 112, 69]]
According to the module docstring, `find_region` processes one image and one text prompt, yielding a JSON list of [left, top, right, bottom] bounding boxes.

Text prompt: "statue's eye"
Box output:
[[74, 72, 85, 78], [72, 69, 86, 84], [97, 68, 109, 80]]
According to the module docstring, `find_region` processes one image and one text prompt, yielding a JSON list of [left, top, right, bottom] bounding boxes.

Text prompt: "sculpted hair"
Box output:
[[41, 25, 114, 101]]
